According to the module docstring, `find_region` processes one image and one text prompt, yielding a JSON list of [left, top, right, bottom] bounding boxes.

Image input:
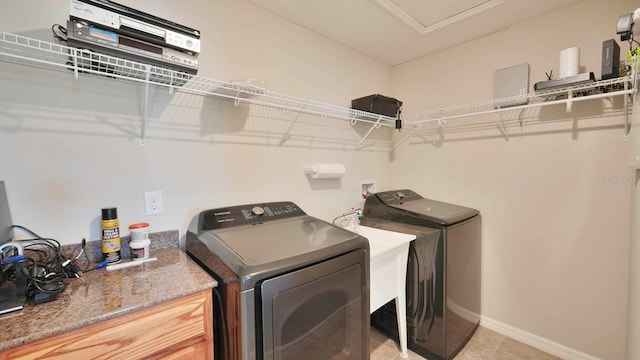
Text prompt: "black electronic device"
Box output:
[[602, 39, 621, 80], [69, 0, 200, 55], [0, 241, 27, 315], [617, 13, 634, 41], [66, 19, 198, 74], [351, 94, 402, 118], [534, 72, 596, 93], [0, 286, 26, 314]]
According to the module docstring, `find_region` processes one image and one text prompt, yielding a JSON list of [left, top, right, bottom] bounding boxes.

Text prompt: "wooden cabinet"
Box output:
[[0, 290, 213, 360]]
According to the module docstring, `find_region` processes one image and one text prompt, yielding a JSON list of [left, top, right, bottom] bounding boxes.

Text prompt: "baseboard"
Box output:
[[480, 316, 602, 360]]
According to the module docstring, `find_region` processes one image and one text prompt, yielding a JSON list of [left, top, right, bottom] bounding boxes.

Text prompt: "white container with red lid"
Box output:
[[129, 223, 150, 260]]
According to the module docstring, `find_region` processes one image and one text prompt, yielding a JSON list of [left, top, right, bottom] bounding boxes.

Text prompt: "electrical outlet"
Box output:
[[144, 191, 163, 216]]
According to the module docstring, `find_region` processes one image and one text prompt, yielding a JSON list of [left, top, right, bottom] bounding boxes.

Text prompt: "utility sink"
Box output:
[[352, 225, 415, 358]]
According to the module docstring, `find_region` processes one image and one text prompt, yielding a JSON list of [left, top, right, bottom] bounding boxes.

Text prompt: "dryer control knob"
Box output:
[[252, 206, 265, 216]]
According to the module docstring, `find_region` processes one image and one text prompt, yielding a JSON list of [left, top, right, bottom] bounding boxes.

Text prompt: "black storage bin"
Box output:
[[351, 94, 402, 118]]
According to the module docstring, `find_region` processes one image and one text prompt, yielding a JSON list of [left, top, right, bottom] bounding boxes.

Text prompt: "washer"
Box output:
[[362, 189, 481, 360], [186, 201, 370, 360]]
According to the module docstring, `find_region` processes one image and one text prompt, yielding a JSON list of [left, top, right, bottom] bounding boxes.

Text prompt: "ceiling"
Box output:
[[246, 0, 586, 66]]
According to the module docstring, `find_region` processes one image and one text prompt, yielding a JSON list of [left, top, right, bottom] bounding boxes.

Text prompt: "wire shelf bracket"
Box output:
[[357, 115, 384, 148], [497, 111, 510, 146], [277, 105, 306, 148], [141, 66, 151, 146]]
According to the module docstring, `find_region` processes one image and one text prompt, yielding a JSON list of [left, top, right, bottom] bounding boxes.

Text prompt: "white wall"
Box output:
[[627, 78, 640, 360], [1, 0, 636, 359], [391, 0, 634, 359], [0, 0, 393, 243]]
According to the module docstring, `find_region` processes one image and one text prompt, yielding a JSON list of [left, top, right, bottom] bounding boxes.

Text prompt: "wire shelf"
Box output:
[[0, 31, 398, 145], [412, 75, 635, 144], [415, 76, 633, 126]]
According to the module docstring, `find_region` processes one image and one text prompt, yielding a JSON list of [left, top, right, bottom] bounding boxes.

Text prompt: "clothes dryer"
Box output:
[[187, 201, 370, 360]]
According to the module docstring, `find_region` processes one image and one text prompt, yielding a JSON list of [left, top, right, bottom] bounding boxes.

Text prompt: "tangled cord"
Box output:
[[2, 225, 85, 300]]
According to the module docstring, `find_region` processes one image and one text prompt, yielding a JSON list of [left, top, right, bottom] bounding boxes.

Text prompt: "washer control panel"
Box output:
[[375, 189, 422, 205], [200, 201, 306, 231]]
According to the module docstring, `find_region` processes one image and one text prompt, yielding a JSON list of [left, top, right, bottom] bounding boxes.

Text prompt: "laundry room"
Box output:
[[0, 0, 637, 359]]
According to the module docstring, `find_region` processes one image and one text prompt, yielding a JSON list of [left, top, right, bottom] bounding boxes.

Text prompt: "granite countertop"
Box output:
[[0, 247, 217, 351]]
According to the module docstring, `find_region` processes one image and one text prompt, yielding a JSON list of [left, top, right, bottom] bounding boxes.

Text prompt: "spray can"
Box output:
[[101, 207, 121, 264]]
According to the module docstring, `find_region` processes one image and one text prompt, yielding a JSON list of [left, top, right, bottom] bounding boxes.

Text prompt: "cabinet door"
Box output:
[[159, 341, 211, 360], [0, 290, 213, 360]]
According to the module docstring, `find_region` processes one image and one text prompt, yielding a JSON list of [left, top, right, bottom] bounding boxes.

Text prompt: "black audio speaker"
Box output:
[[602, 39, 620, 80]]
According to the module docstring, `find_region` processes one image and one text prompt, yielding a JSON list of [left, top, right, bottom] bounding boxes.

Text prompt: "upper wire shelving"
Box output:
[[412, 75, 636, 145], [0, 31, 398, 146]]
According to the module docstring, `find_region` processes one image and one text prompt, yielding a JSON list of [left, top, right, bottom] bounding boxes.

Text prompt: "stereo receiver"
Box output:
[[67, 19, 198, 74], [69, 0, 200, 55]]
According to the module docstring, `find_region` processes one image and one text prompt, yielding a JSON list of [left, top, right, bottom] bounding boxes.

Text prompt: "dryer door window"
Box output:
[[260, 250, 368, 360]]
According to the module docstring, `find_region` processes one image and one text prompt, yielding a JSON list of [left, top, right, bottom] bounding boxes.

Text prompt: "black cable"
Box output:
[[31, 274, 68, 294], [23, 242, 57, 260], [21, 247, 47, 261], [13, 260, 68, 298], [13, 226, 64, 267], [5, 225, 75, 299], [627, 37, 638, 57], [51, 24, 67, 42], [518, 108, 525, 130], [75, 238, 92, 272], [12, 226, 61, 249]]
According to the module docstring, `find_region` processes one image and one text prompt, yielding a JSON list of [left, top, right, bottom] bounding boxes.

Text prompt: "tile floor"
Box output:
[[370, 326, 562, 360]]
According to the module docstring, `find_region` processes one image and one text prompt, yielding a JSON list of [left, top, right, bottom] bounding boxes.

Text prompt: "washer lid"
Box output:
[[371, 190, 479, 226], [197, 215, 368, 289], [391, 198, 479, 226]]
